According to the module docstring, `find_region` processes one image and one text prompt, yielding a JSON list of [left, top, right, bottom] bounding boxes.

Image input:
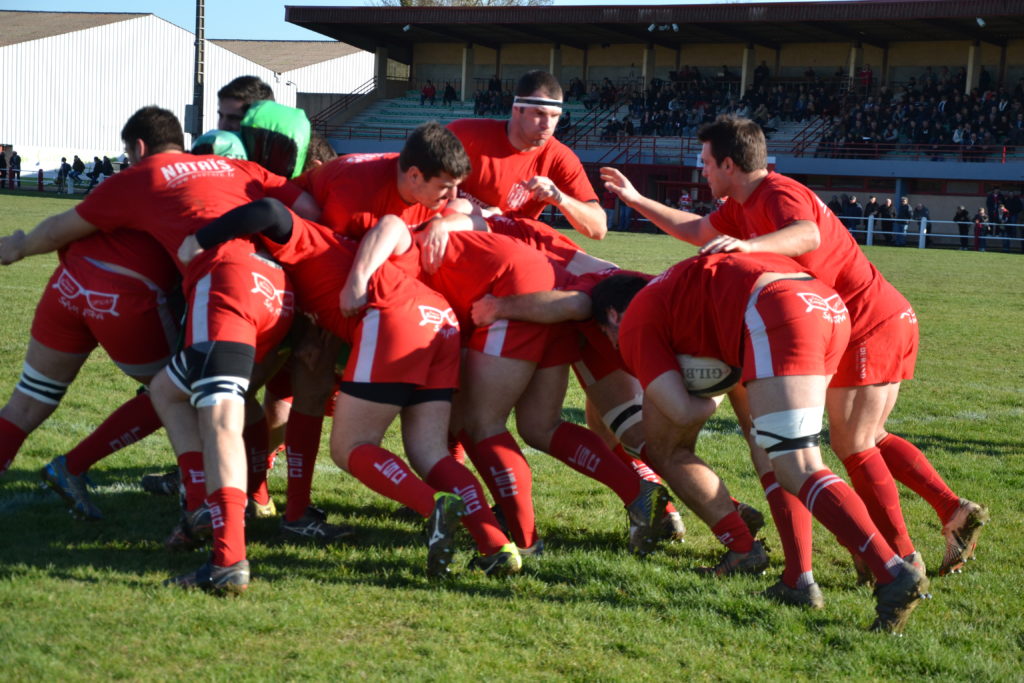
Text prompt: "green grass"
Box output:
[[1, 192, 1022, 680]]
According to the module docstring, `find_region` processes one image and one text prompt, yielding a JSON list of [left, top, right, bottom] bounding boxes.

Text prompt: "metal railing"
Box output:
[[308, 77, 379, 132], [844, 215, 1024, 251]]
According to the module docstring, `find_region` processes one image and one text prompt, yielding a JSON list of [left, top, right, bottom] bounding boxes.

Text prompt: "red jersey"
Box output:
[[618, 252, 811, 389], [251, 214, 431, 342], [420, 231, 570, 329], [485, 214, 584, 267], [447, 118, 597, 219], [708, 172, 907, 342], [295, 153, 441, 240], [60, 229, 179, 295], [75, 151, 301, 288]]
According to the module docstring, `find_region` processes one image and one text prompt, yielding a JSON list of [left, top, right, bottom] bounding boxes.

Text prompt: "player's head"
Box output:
[[697, 115, 767, 198], [509, 70, 563, 150], [217, 76, 275, 131], [590, 273, 649, 348], [398, 122, 471, 210], [303, 133, 337, 172], [121, 106, 185, 162]]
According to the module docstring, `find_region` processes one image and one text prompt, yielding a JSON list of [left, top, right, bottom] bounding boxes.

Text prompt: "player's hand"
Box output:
[[0, 230, 26, 265], [177, 234, 204, 265], [339, 281, 368, 317], [599, 167, 641, 205], [525, 176, 564, 206], [420, 219, 449, 275], [699, 234, 751, 255], [470, 294, 502, 326]]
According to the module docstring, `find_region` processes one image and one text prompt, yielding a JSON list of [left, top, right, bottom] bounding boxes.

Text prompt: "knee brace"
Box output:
[[603, 395, 643, 444], [752, 407, 824, 458], [16, 362, 70, 406], [168, 341, 254, 409]]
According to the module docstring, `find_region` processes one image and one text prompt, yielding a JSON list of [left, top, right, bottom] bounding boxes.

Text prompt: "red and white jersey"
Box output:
[[295, 153, 442, 240], [75, 151, 300, 290], [447, 118, 597, 219], [708, 172, 907, 342], [618, 252, 819, 389]]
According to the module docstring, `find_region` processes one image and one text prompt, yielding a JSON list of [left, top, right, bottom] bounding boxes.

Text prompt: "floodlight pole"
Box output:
[[189, 0, 206, 136]]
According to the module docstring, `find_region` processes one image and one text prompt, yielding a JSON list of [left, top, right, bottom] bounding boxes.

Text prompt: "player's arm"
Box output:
[[644, 369, 719, 427], [289, 191, 322, 223], [178, 198, 293, 265], [471, 290, 591, 327], [340, 214, 413, 316], [699, 219, 820, 256], [599, 166, 720, 245], [525, 176, 607, 240], [0, 209, 98, 265]]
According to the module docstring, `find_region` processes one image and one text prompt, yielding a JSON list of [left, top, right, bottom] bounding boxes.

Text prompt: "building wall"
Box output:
[[282, 51, 375, 95], [0, 14, 291, 173]]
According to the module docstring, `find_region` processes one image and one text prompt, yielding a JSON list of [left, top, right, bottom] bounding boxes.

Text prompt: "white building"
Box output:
[[0, 11, 370, 175]]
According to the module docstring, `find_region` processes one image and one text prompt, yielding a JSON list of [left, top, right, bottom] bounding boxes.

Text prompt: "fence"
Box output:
[[845, 215, 1023, 251]]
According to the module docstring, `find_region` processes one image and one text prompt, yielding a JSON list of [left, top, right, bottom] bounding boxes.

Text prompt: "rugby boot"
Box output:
[[626, 480, 671, 557], [939, 499, 989, 576], [761, 578, 825, 609], [41, 455, 103, 520], [699, 539, 770, 577], [870, 560, 930, 633], [165, 558, 250, 596], [468, 543, 523, 577], [426, 492, 465, 578]]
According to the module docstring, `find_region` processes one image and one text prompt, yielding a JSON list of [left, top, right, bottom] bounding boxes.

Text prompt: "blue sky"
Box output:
[[11, 1, 799, 41]]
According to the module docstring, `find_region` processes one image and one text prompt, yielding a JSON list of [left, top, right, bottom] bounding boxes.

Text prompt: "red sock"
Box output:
[[711, 511, 755, 553], [466, 431, 537, 548], [207, 486, 247, 566], [842, 447, 914, 556], [283, 411, 323, 522], [244, 416, 271, 505], [64, 393, 161, 475], [0, 417, 28, 474], [878, 433, 961, 524], [448, 433, 467, 465], [548, 422, 641, 504], [347, 444, 436, 517], [178, 451, 206, 511], [761, 471, 813, 587], [426, 456, 508, 555], [613, 444, 679, 515], [798, 469, 902, 584]]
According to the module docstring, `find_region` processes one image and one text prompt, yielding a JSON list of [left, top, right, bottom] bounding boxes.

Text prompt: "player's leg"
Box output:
[[826, 383, 916, 559], [748, 375, 928, 632], [643, 390, 766, 572], [459, 349, 539, 550]]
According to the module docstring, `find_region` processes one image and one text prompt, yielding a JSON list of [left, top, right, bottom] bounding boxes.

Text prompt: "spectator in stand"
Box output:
[[1006, 192, 1022, 252], [10, 150, 21, 189], [0, 150, 6, 189], [840, 194, 863, 235], [442, 82, 457, 108], [420, 80, 436, 106], [677, 189, 692, 212], [753, 60, 770, 88], [85, 156, 103, 193], [895, 196, 912, 246], [101, 156, 114, 177], [859, 64, 874, 94], [953, 205, 971, 250], [56, 157, 71, 194], [912, 202, 931, 246], [973, 207, 991, 251], [986, 186, 1003, 218], [876, 197, 895, 243], [994, 202, 1012, 252], [863, 195, 880, 220], [567, 77, 585, 103], [69, 155, 85, 187], [488, 74, 502, 97], [582, 84, 600, 111]]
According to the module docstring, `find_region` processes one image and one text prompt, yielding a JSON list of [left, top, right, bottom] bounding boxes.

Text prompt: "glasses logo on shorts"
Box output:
[[54, 269, 119, 316], [796, 291, 848, 323], [418, 305, 459, 332], [250, 272, 294, 313]]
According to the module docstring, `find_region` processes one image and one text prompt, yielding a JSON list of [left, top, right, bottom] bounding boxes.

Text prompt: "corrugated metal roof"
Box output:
[[0, 10, 147, 48], [211, 40, 364, 73]]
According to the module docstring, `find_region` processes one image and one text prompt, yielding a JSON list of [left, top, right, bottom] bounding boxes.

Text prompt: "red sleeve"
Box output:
[[265, 180, 303, 207], [74, 173, 134, 232], [551, 144, 598, 203]]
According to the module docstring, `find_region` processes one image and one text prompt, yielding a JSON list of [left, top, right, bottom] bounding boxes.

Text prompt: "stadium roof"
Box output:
[[0, 10, 146, 48], [285, 1, 1024, 61], [212, 40, 364, 72]]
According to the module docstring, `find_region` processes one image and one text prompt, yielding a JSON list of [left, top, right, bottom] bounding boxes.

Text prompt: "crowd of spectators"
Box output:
[[816, 67, 1024, 160]]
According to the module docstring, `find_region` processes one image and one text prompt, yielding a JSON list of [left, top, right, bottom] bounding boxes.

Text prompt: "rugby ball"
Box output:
[[676, 355, 741, 398]]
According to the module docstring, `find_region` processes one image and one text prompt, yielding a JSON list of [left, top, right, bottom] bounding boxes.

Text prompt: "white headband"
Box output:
[[513, 96, 563, 112]]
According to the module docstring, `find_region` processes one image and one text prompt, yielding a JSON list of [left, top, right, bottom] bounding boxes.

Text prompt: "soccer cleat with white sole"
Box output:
[[939, 499, 989, 576], [281, 513, 355, 543]]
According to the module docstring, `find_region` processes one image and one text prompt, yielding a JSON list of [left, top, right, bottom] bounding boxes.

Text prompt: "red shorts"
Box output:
[[468, 319, 579, 368], [344, 291, 461, 390], [830, 306, 918, 387], [571, 320, 626, 387], [31, 261, 176, 375], [742, 278, 850, 383], [186, 252, 294, 362]]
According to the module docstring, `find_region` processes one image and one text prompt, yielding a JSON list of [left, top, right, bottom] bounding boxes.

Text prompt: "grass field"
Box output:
[[0, 192, 1021, 680]]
